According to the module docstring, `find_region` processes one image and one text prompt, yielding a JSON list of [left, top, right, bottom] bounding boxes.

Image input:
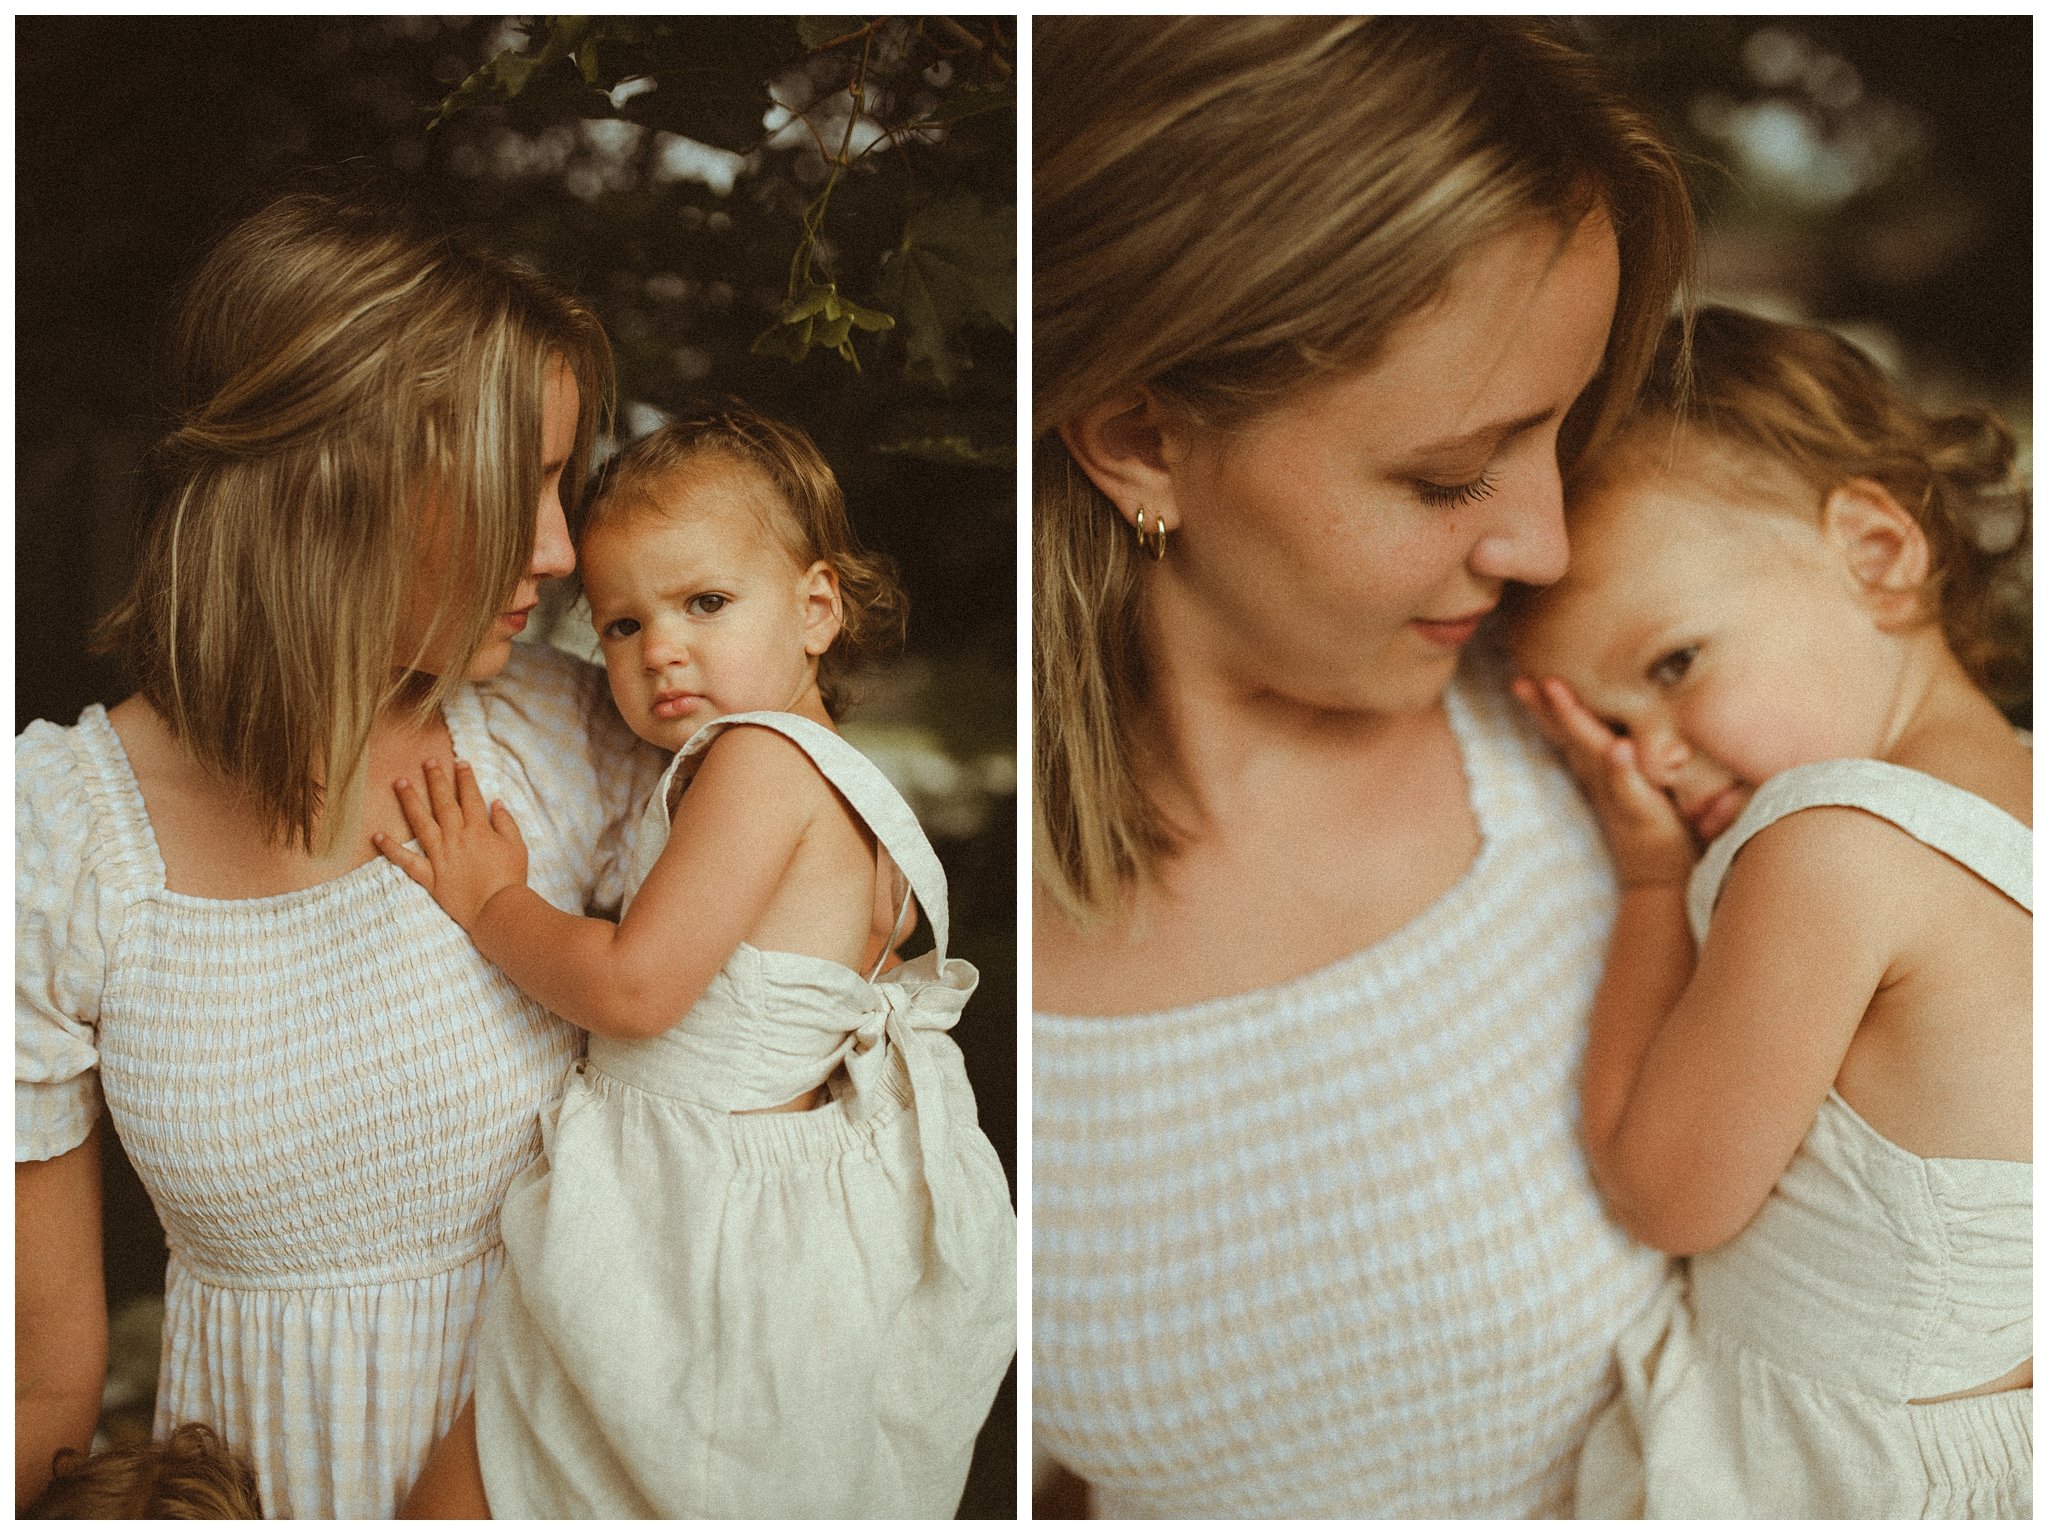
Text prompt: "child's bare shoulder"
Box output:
[[1727, 793, 2019, 937], [690, 721, 838, 811]]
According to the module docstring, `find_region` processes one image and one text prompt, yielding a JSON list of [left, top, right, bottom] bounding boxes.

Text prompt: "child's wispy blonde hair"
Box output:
[[1576, 306, 2030, 708]]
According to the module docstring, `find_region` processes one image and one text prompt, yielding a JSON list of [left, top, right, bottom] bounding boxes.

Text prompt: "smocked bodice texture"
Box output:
[[15, 643, 662, 1518], [1032, 657, 1670, 1518]]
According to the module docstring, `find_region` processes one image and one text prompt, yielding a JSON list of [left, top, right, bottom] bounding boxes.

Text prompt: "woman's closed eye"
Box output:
[[1648, 645, 1698, 687], [1415, 471, 1499, 509]]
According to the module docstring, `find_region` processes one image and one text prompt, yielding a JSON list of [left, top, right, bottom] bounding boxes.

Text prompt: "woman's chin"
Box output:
[[460, 636, 518, 681]]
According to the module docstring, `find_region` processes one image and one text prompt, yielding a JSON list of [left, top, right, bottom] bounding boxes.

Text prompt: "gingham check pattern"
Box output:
[[16, 642, 663, 1518], [1033, 659, 1671, 1518]]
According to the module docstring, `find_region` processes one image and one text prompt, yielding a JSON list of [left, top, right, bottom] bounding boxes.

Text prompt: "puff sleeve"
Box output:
[[16, 722, 123, 1162]]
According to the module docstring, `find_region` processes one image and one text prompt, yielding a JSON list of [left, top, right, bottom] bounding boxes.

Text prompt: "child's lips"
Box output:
[[652, 692, 701, 720], [1688, 785, 1747, 843]]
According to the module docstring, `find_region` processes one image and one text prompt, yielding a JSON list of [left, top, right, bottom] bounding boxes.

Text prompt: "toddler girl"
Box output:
[[375, 407, 1017, 1518], [1510, 307, 2030, 1518]]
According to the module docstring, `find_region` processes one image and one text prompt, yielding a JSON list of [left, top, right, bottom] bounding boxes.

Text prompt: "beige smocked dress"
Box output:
[[472, 710, 1017, 1519], [1576, 757, 2033, 1519], [1034, 658, 1672, 1518], [14, 643, 661, 1519]]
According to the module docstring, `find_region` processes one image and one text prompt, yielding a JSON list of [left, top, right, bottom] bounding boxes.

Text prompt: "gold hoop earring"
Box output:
[[1133, 506, 1169, 561]]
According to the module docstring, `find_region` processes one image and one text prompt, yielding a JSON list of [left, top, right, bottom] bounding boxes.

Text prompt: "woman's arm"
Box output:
[[378, 729, 821, 1039], [16, 1125, 107, 1510]]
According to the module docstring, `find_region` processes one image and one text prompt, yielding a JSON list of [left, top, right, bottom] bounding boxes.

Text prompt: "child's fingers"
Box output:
[[1508, 677, 1566, 748], [393, 776, 441, 852], [1604, 738, 1688, 831], [423, 759, 464, 828], [1540, 677, 1619, 755], [453, 760, 488, 823], [371, 831, 432, 889], [488, 800, 526, 847]]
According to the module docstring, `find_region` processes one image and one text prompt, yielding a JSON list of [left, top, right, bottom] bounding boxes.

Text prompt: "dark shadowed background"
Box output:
[[17, 15, 1016, 1514]]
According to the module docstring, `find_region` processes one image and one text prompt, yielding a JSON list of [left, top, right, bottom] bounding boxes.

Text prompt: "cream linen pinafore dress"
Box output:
[[1576, 758, 2032, 1519], [472, 711, 1017, 1519]]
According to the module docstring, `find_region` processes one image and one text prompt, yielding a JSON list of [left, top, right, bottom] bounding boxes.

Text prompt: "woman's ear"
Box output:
[[798, 562, 844, 657], [1821, 477, 1929, 627], [1058, 388, 1187, 537]]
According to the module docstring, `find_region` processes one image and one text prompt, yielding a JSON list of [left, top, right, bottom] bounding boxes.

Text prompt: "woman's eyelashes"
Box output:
[[1415, 471, 1499, 509], [1647, 644, 1699, 688]]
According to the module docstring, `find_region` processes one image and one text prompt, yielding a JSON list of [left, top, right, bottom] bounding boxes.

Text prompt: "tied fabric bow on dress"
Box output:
[[841, 949, 982, 1280]]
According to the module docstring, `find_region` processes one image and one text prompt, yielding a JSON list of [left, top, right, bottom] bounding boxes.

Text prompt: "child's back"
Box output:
[[473, 712, 1017, 1518]]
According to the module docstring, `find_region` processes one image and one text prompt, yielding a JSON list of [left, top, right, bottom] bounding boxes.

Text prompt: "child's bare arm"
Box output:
[[1512, 676, 1698, 1171], [1515, 676, 1896, 1254], [376, 735, 817, 1039], [1600, 811, 1894, 1252]]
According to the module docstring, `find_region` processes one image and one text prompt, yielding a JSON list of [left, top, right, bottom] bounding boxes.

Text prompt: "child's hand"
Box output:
[[373, 760, 530, 930], [1511, 676, 1697, 888]]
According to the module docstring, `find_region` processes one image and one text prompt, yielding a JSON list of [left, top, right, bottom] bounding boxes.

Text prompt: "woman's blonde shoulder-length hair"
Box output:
[[96, 190, 614, 855], [1035, 16, 1697, 925]]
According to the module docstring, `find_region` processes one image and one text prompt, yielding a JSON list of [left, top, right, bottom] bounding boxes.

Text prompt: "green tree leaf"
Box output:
[[875, 191, 1014, 389]]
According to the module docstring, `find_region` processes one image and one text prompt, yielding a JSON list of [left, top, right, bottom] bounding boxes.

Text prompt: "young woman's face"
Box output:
[[396, 361, 581, 681], [581, 468, 838, 752], [1153, 210, 1621, 717], [1513, 441, 1907, 843]]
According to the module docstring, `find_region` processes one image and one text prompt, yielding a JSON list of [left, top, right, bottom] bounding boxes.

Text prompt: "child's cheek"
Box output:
[[1692, 686, 1854, 784]]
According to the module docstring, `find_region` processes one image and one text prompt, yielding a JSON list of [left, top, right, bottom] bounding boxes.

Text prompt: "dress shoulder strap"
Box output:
[[1687, 757, 2032, 942], [67, 707, 171, 894], [676, 710, 953, 962]]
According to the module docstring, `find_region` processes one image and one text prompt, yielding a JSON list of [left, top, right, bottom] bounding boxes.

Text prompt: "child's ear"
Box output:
[[1820, 477, 1929, 626], [1058, 388, 1189, 541], [799, 562, 843, 657]]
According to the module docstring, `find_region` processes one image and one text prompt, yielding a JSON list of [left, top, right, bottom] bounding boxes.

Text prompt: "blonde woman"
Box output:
[[15, 193, 663, 1518], [1033, 18, 1696, 1516]]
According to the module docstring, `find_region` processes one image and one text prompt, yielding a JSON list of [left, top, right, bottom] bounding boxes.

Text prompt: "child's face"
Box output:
[[581, 467, 840, 751], [1513, 437, 1911, 843]]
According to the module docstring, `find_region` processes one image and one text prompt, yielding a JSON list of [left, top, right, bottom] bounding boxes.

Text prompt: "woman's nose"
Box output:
[[1468, 466, 1570, 588], [530, 491, 575, 580]]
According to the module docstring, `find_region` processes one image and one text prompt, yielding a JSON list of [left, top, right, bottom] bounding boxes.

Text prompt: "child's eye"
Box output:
[[686, 594, 728, 617], [1416, 472, 1499, 509], [1648, 645, 1698, 687], [600, 617, 641, 641]]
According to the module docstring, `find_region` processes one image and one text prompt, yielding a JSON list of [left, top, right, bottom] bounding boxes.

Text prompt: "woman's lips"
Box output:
[[500, 605, 535, 633], [1688, 785, 1747, 843], [1410, 607, 1494, 649]]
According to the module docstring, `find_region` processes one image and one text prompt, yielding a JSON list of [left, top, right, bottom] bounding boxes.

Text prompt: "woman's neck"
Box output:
[[1134, 611, 1449, 837]]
